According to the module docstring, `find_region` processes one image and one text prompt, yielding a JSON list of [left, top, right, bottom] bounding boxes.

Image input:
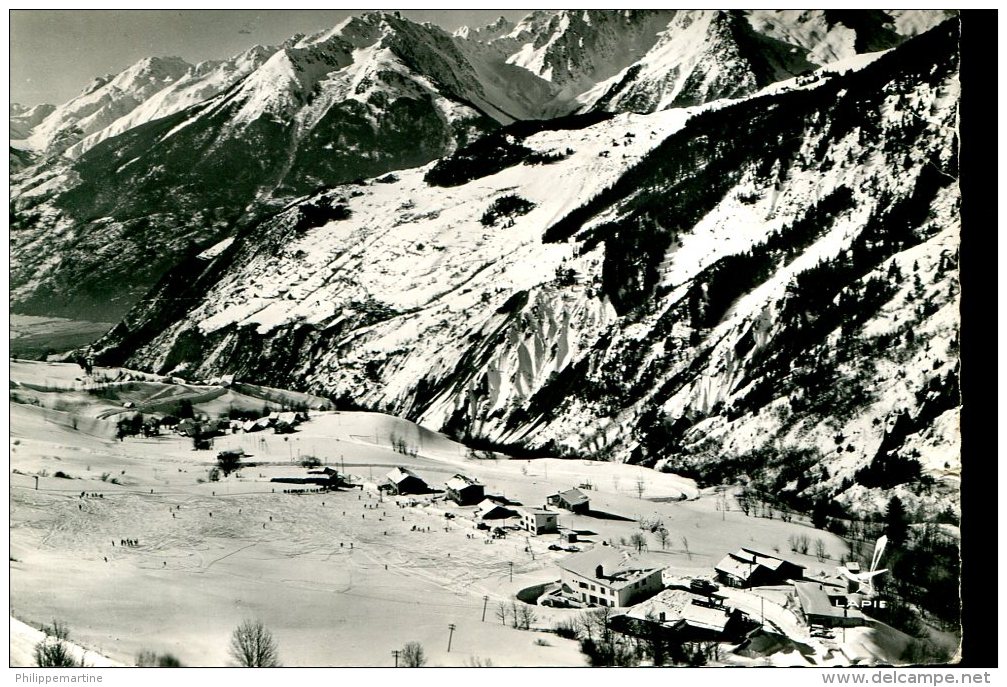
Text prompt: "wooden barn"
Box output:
[[445, 474, 484, 505], [714, 548, 805, 588], [385, 467, 428, 495]]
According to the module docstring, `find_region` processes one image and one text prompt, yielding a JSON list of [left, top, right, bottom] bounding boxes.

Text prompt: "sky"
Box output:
[[10, 9, 532, 106]]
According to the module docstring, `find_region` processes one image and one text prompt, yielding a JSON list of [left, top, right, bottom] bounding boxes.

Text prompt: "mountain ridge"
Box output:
[[91, 20, 961, 520]]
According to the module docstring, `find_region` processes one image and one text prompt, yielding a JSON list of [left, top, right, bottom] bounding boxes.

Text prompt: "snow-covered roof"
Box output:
[[714, 553, 759, 581], [555, 488, 589, 505], [387, 466, 424, 484], [277, 411, 299, 424], [737, 548, 793, 571], [446, 474, 480, 491], [557, 547, 661, 590], [475, 499, 515, 519], [793, 581, 865, 621], [680, 602, 731, 632], [715, 548, 804, 580]]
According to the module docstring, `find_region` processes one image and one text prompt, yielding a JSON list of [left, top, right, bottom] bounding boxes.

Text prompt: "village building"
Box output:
[[175, 419, 202, 437], [792, 581, 866, 628], [557, 547, 664, 608], [613, 587, 750, 642], [242, 417, 273, 433], [385, 467, 428, 495], [474, 498, 517, 521], [518, 507, 558, 535], [547, 488, 590, 514], [445, 474, 484, 506], [273, 467, 352, 489], [714, 548, 805, 588]]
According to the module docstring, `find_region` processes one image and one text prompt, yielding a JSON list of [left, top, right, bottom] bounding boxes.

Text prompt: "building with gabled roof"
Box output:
[[385, 467, 428, 495], [445, 474, 484, 505], [714, 548, 805, 588], [793, 581, 866, 628], [548, 488, 590, 514], [557, 547, 664, 607], [613, 587, 747, 642], [474, 499, 517, 521]]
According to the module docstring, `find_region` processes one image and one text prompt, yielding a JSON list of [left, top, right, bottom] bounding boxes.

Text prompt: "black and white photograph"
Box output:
[[9, 8, 969, 670]]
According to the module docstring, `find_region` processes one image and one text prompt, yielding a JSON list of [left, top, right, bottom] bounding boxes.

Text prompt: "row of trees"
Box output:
[[33, 618, 279, 668]]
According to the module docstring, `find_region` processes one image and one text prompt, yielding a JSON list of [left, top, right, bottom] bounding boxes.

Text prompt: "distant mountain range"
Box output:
[[11, 9, 952, 320]]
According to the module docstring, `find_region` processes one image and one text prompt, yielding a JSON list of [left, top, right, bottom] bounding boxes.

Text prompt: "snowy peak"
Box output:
[[24, 55, 194, 154], [578, 8, 945, 114], [454, 16, 515, 42], [500, 10, 676, 89], [580, 10, 767, 112], [213, 14, 490, 134], [10, 102, 55, 140]]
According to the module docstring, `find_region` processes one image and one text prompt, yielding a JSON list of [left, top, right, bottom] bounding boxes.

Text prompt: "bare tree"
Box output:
[[635, 478, 646, 499], [229, 619, 280, 667], [495, 602, 508, 626], [737, 492, 751, 516], [467, 656, 494, 667], [681, 535, 691, 560], [815, 538, 827, 562], [516, 604, 537, 630], [400, 641, 427, 667], [629, 532, 647, 553], [655, 527, 670, 550]]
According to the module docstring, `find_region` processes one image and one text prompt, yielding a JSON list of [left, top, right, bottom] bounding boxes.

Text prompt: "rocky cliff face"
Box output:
[[93, 21, 961, 518]]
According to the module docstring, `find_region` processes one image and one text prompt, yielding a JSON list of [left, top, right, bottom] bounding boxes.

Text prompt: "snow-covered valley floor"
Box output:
[[9, 362, 929, 666]]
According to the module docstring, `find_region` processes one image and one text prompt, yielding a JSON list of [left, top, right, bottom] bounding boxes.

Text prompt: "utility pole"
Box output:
[[761, 596, 765, 628], [391, 649, 399, 667], [481, 595, 489, 622], [34, 475, 38, 490], [509, 561, 514, 582], [447, 624, 456, 652]]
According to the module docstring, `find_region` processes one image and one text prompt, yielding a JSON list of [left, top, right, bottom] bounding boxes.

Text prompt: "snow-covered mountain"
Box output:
[[580, 9, 954, 113], [93, 20, 961, 518], [20, 56, 195, 155], [10, 102, 55, 140], [10, 10, 952, 322], [9, 12, 500, 320], [61, 45, 283, 159]]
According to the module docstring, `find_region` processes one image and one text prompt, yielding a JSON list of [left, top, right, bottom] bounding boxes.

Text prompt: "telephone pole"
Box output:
[[481, 595, 489, 622], [447, 624, 456, 652], [391, 649, 400, 667]]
